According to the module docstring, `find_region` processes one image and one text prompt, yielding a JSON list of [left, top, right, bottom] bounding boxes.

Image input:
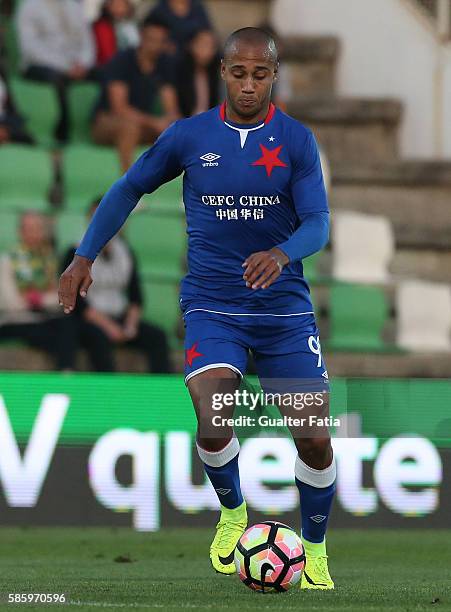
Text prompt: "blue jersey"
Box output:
[[126, 103, 329, 315]]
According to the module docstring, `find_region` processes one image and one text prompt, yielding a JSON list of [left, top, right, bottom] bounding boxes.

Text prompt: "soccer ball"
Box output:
[[234, 521, 305, 593]]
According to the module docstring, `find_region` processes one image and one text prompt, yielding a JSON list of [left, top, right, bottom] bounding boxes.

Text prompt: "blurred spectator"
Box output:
[[17, 0, 95, 143], [93, 0, 139, 68], [176, 29, 221, 117], [0, 211, 76, 370], [62, 199, 172, 373], [92, 17, 179, 171], [0, 0, 14, 19], [145, 0, 211, 56], [259, 23, 293, 112], [0, 67, 34, 144]]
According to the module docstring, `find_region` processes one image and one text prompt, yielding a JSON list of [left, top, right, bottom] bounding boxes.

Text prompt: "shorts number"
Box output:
[[308, 335, 322, 368]]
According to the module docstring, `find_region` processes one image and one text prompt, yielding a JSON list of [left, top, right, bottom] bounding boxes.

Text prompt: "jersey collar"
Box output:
[[219, 101, 276, 126]]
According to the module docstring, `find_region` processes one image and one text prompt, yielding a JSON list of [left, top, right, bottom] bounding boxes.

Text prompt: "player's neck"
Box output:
[[224, 100, 271, 126]]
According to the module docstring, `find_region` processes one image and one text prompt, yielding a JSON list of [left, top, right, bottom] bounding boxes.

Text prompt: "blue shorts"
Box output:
[[183, 309, 329, 391]]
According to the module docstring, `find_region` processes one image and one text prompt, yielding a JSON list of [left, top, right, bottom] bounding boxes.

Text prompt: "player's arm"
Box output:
[[243, 212, 329, 289], [58, 121, 183, 313], [58, 176, 143, 313], [243, 130, 329, 290]]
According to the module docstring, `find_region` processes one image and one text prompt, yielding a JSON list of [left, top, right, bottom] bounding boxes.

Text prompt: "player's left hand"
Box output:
[[242, 247, 289, 290]]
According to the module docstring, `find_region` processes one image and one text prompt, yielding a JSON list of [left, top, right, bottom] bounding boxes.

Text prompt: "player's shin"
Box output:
[[295, 453, 336, 588], [295, 453, 336, 545], [197, 437, 247, 574], [196, 437, 244, 509]]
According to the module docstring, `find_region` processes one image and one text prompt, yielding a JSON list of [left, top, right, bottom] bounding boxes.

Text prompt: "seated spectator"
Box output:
[[62, 199, 172, 373], [92, 17, 179, 171], [0, 67, 34, 144], [17, 0, 95, 144], [145, 0, 211, 56], [0, 211, 76, 370], [176, 29, 221, 117], [93, 0, 139, 69]]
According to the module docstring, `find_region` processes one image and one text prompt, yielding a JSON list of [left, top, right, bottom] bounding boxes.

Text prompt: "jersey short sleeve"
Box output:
[[126, 120, 184, 193], [290, 128, 329, 217], [157, 54, 177, 87], [103, 49, 130, 83]]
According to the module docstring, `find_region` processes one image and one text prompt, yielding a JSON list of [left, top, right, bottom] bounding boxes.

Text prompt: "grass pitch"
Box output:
[[0, 527, 450, 611]]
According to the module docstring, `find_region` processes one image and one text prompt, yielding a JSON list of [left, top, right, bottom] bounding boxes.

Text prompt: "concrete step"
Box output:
[[205, 0, 271, 39], [318, 247, 451, 285], [391, 249, 451, 283], [288, 96, 402, 165], [325, 351, 451, 378], [0, 347, 150, 373], [1, 345, 449, 378], [282, 36, 339, 97], [331, 161, 451, 248]]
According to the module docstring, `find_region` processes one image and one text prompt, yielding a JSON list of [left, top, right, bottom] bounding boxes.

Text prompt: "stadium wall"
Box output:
[[0, 373, 449, 531], [272, 0, 451, 159]]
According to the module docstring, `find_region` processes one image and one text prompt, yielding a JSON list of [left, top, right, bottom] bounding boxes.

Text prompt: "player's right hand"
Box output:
[[58, 255, 93, 314]]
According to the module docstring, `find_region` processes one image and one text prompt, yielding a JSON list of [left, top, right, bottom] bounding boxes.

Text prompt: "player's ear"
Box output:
[[220, 59, 226, 80], [273, 61, 279, 81]]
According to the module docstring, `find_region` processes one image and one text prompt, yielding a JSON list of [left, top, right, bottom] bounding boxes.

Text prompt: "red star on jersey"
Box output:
[[252, 144, 288, 177], [185, 342, 203, 367]]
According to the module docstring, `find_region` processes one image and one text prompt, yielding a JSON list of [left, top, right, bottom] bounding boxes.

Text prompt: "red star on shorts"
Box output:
[[185, 342, 203, 367], [252, 144, 288, 177]]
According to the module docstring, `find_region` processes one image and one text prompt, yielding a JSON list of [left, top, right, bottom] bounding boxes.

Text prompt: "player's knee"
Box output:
[[297, 436, 332, 463], [196, 435, 233, 454], [116, 116, 141, 137]]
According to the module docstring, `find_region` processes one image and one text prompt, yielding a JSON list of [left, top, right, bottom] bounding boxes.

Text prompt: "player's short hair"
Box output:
[[223, 27, 279, 64], [141, 14, 170, 31]]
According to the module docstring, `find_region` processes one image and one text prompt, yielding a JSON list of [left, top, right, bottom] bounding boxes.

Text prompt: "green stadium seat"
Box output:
[[125, 211, 186, 278], [0, 212, 19, 254], [10, 78, 59, 146], [142, 277, 181, 344], [0, 144, 51, 209], [55, 212, 86, 255], [328, 283, 389, 351], [68, 82, 99, 143], [140, 176, 184, 215], [63, 144, 120, 209], [302, 252, 322, 285], [4, 18, 20, 75]]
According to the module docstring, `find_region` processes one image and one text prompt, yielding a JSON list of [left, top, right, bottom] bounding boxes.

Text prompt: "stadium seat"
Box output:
[[68, 82, 99, 143], [328, 283, 389, 351], [55, 212, 86, 255], [0, 144, 51, 209], [10, 78, 59, 146], [332, 211, 394, 283], [142, 278, 182, 345], [396, 281, 451, 351], [4, 18, 20, 74], [140, 176, 184, 215], [0, 212, 19, 254], [302, 252, 322, 285], [63, 144, 120, 209], [125, 211, 186, 278]]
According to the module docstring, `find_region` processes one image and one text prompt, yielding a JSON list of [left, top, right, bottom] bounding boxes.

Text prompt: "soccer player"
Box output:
[[59, 27, 335, 590]]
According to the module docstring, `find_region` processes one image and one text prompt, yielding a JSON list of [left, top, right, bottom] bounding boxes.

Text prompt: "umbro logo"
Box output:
[[215, 488, 231, 496], [322, 371, 329, 380], [200, 152, 221, 167], [310, 514, 327, 523]]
